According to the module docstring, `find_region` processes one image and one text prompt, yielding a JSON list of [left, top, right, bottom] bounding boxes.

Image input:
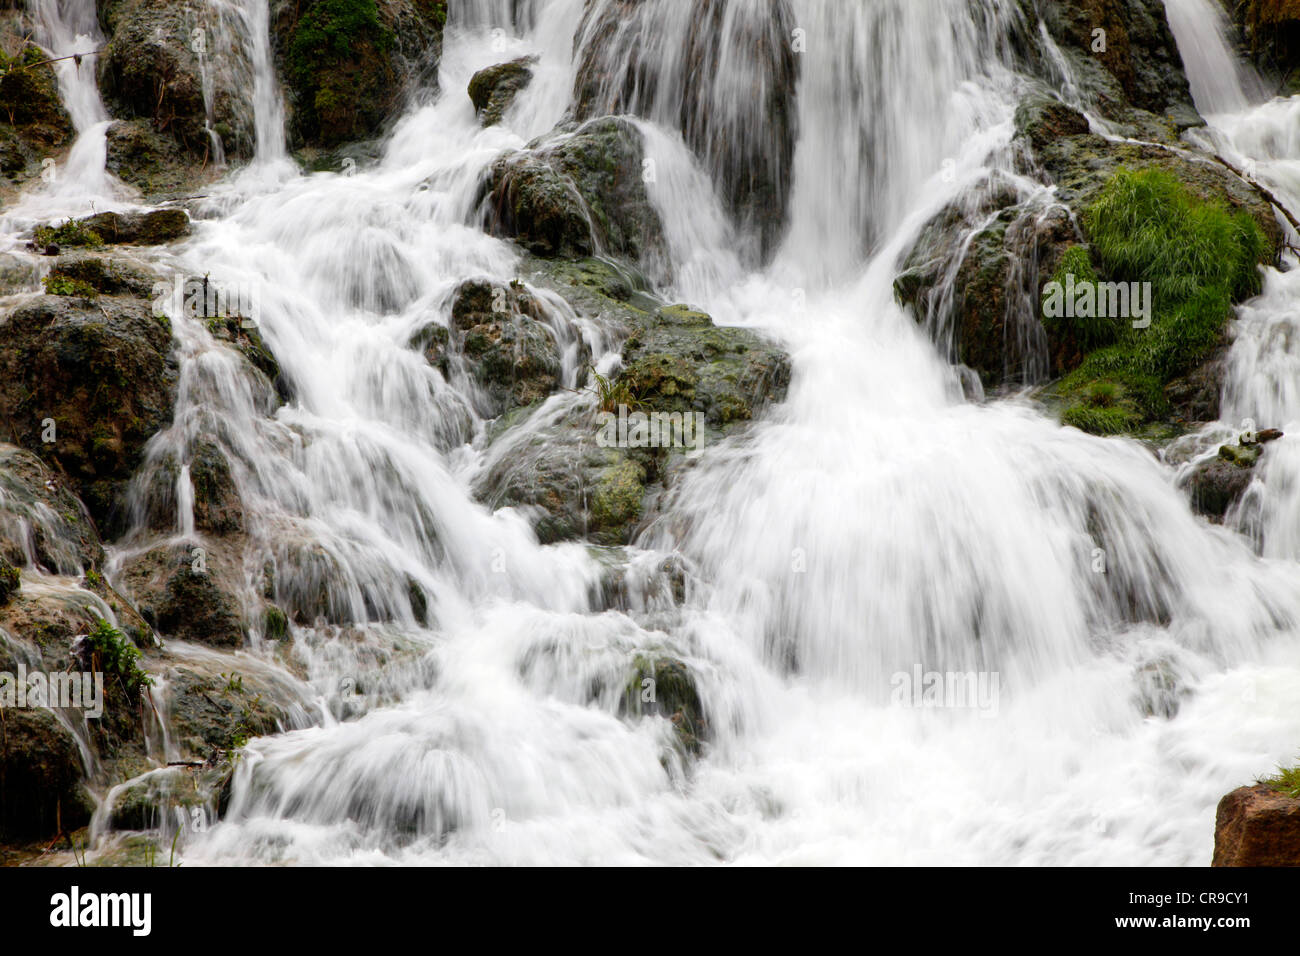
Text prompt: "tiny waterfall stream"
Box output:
[[5, 0, 1300, 865]]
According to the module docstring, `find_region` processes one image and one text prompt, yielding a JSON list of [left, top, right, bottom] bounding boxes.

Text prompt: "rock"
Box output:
[[443, 279, 566, 416], [1187, 457, 1255, 519], [105, 766, 205, 831], [270, 0, 446, 148], [0, 444, 104, 575], [619, 655, 708, 755], [97, 0, 254, 159], [479, 117, 668, 273], [1213, 783, 1300, 866], [0, 557, 18, 605], [0, 709, 92, 839], [205, 313, 292, 405], [119, 544, 246, 647], [164, 658, 291, 760], [621, 304, 792, 428], [105, 119, 214, 199], [1019, 0, 1201, 133], [468, 57, 535, 126], [0, 43, 74, 184], [78, 209, 191, 245], [1164, 354, 1225, 424], [0, 297, 177, 533], [474, 257, 789, 546], [1257, 428, 1285, 443], [1223, 0, 1300, 94]]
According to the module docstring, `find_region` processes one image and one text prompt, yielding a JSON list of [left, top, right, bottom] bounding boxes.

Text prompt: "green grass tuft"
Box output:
[[1056, 168, 1266, 434]]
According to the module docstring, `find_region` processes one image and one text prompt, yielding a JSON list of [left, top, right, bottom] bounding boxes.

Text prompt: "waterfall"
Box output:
[[6, 0, 1300, 866], [1162, 0, 1266, 116], [25, 0, 113, 207]]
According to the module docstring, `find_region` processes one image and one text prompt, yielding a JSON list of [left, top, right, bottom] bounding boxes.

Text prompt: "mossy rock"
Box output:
[[0, 297, 177, 533], [468, 57, 535, 127]]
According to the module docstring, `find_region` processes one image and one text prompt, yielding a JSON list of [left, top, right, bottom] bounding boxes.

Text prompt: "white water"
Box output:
[[22, 0, 115, 211], [6, 0, 1300, 865]]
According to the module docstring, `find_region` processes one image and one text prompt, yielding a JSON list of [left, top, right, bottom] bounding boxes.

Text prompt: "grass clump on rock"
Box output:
[[1054, 168, 1267, 435]]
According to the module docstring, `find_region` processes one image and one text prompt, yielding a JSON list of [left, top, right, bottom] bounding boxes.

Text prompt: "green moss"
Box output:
[[287, 0, 394, 145], [0, 560, 19, 605], [591, 458, 645, 530], [1056, 168, 1267, 435]]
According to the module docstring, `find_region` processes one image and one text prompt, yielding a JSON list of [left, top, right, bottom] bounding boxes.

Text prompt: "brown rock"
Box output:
[[1213, 783, 1300, 866]]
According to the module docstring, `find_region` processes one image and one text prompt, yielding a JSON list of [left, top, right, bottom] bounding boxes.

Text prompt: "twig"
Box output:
[[2, 49, 106, 73]]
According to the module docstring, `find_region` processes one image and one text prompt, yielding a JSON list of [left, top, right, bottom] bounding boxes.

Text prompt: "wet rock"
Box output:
[[270, 0, 446, 148], [119, 544, 246, 647], [205, 313, 292, 405], [475, 407, 647, 545], [1214, 783, 1300, 866], [0, 297, 177, 533], [1019, 0, 1201, 132], [479, 117, 668, 272], [165, 660, 291, 760], [0, 708, 92, 839], [444, 279, 565, 415], [97, 0, 254, 159], [105, 766, 205, 831], [619, 655, 707, 756], [468, 57, 536, 127], [1223, 0, 1300, 94], [1188, 456, 1255, 519], [621, 304, 792, 428], [1164, 354, 1225, 424], [0, 444, 104, 575]]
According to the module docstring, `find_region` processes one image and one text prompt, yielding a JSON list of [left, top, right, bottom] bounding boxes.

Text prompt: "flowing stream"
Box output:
[[8, 0, 1300, 865]]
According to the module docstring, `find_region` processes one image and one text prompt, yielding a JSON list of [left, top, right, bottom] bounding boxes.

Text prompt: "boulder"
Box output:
[[479, 117, 668, 273], [0, 444, 104, 575], [0, 296, 177, 533], [437, 279, 567, 416], [1213, 783, 1300, 866], [79, 209, 191, 245], [118, 543, 246, 647], [468, 57, 535, 127]]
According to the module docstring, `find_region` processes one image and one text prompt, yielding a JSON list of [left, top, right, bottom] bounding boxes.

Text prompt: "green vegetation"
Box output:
[[1055, 169, 1267, 435], [587, 367, 645, 414], [0, 559, 19, 604], [286, 0, 393, 144], [33, 219, 103, 249], [1260, 765, 1300, 799], [84, 617, 153, 700]]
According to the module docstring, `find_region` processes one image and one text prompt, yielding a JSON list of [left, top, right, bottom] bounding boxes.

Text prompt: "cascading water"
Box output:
[[6, 0, 1300, 865], [23, 0, 114, 210]]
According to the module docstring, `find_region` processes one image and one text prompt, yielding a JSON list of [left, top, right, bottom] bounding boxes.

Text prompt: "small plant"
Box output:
[[83, 568, 105, 590], [84, 616, 153, 699], [1260, 765, 1300, 799], [33, 219, 103, 248], [42, 273, 97, 298], [586, 366, 645, 414]]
